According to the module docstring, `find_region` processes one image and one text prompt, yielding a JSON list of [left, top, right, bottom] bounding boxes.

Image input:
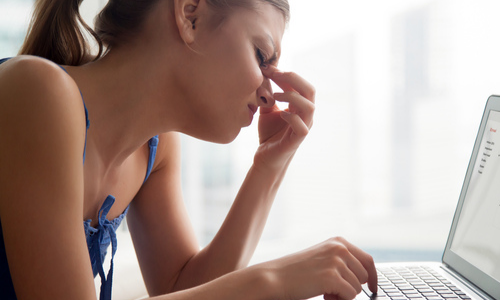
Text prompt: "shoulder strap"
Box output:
[[144, 135, 159, 182], [57, 64, 90, 163], [0, 57, 10, 65]]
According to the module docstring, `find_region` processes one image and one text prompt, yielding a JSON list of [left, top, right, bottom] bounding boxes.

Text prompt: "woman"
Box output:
[[0, 0, 378, 299]]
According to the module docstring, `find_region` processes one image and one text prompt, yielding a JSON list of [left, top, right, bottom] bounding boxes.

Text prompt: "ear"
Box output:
[[173, 0, 203, 45]]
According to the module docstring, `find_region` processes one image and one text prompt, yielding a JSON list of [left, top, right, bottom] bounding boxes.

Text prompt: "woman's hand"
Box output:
[[255, 66, 315, 171], [263, 237, 378, 300]]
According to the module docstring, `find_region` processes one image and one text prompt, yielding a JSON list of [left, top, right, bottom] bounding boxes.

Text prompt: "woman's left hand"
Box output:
[[255, 66, 315, 171]]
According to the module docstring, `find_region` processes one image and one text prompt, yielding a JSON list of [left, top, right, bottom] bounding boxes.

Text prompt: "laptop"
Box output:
[[322, 95, 500, 300]]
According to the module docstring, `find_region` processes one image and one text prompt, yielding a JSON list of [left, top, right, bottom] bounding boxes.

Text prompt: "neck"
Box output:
[[64, 46, 184, 169]]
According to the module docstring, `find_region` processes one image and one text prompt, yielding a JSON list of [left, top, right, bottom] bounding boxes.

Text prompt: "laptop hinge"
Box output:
[[440, 264, 494, 300]]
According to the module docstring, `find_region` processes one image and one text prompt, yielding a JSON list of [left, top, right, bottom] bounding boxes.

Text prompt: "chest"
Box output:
[[82, 145, 151, 227]]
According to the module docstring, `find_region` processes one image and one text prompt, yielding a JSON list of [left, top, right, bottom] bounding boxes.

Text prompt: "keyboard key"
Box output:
[[387, 292, 405, 296], [422, 292, 439, 298], [420, 290, 437, 294], [436, 290, 453, 294], [403, 290, 419, 295], [373, 266, 469, 300], [397, 285, 414, 289]]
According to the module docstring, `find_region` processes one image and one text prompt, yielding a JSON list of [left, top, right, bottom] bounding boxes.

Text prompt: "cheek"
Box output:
[[237, 58, 265, 94], [221, 61, 263, 99], [248, 67, 264, 92], [209, 40, 264, 96]]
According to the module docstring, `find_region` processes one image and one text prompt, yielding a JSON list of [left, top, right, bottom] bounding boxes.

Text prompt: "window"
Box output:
[[0, 0, 31, 58], [186, 0, 500, 265]]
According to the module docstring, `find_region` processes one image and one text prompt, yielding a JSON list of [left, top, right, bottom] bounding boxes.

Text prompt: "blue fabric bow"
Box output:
[[92, 195, 118, 300]]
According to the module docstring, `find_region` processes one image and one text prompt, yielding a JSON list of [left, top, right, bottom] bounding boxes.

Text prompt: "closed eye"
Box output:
[[256, 48, 268, 67], [256, 48, 278, 68]]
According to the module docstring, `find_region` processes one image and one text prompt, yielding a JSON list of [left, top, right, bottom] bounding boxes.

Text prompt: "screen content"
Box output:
[[451, 110, 500, 283]]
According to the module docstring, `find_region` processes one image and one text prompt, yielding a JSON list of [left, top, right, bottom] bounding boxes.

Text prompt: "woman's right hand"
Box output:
[[262, 237, 378, 300]]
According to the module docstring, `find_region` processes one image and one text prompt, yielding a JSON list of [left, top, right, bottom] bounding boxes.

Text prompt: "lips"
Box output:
[[248, 104, 258, 115], [247, 104, 258, 124]]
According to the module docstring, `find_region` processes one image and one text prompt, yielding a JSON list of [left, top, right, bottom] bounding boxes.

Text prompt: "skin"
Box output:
[[0, 0, 377, 299]]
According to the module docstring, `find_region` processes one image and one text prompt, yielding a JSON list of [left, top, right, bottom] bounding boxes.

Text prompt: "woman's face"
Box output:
[[181, 2, 286, 143]]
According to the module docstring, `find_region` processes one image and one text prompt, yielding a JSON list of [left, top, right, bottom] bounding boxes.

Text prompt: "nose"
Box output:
[[256, 77, 275, 108]]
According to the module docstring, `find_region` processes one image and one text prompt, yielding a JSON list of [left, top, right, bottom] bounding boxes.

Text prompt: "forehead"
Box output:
[[223, 3, 286, 51]]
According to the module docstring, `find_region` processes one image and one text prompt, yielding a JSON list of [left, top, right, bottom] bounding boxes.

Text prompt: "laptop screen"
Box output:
[[449, 109, 500, 282], [444, 96, 500, 299]]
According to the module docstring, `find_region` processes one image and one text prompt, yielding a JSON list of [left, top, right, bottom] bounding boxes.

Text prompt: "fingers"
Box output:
[[340, 239, 378, 294], [280, 111, 309, 140], [274, 91, 314, 127], [258, 66, 315, 142], [319, 238, 377, 300], [334, 276, 359, 300], [344, 251, 369, 288], [338, 261, 364, 296], [262, 65, 316, 103], [270, 237, 375, 300], [324, 294, 339, 300]]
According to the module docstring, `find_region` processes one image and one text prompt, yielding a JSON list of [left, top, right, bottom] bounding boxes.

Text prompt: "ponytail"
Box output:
[[19, 0, 103, 66]]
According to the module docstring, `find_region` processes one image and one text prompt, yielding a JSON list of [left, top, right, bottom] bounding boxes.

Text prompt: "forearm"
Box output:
[[153, 264, 277, 300], [172, 159, 291, 291]]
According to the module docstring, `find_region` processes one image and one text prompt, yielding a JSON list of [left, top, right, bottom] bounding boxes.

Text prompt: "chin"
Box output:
[[193, 127, 241, 144], [212, 128, 241, 144]]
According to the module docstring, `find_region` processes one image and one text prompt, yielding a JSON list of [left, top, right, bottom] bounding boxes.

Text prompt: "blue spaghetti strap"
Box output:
[[83, 103, 90, 162], [145, 135, 159, 182]]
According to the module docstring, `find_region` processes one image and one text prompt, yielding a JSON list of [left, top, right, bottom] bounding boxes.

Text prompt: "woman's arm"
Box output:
[[172, 67, 316, 289], [127, 132, 200, 296], [171, 160, 287, 290], [0, 57, 97, 300], [129, 68, 377, 300], [128, 133, 286, 297]]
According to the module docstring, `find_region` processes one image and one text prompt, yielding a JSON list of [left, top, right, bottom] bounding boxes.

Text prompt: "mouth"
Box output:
[[248, 104, 258, 115], [246, 104, 258, 125]]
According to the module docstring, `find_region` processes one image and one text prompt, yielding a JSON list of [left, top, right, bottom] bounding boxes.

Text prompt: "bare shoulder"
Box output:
[[0, 55, 87, 211], [0, 55, 84, 116], [0, 55, 86, 151]]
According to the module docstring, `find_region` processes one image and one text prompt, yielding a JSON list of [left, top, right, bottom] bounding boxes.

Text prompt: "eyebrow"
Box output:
[[266, 34, 279, 64], [267, 34, 277, 53]]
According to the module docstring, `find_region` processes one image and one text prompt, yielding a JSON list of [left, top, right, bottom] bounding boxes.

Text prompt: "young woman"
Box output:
[[0, 0, 378, 299]]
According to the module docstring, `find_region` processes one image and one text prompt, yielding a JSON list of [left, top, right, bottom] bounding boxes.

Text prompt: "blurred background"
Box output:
[[3, 0, 500, 298]]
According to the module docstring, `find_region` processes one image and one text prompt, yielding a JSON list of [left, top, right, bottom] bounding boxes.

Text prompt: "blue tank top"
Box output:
[[0, 57, 159, 300]]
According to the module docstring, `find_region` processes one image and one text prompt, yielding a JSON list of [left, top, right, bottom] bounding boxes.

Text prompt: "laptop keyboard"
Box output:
[[363, 266, 472, 300]]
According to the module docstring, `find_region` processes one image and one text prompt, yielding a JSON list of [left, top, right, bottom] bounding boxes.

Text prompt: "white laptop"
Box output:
[[337, 95, 500, 300]]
